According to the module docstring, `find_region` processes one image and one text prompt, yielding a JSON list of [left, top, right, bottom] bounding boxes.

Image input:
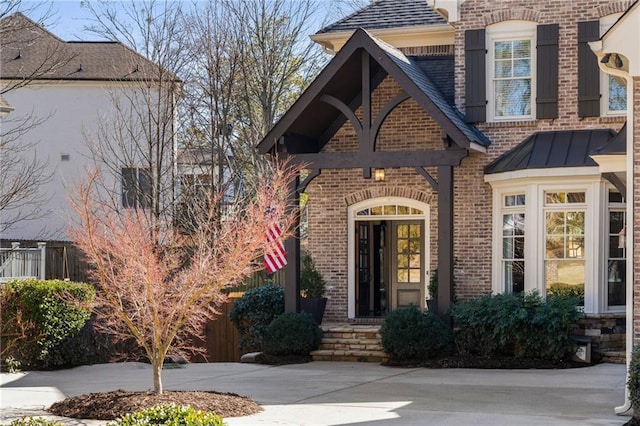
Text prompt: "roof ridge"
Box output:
[[1, 12, 66, 44], [316, 1, 383, 34]]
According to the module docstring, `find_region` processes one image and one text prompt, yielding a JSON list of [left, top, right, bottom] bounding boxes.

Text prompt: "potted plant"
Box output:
[[427, 269, 438, 314], [299, 252, 328, 324]]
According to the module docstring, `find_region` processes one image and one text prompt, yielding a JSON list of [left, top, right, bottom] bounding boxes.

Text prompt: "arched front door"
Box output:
[[348, 197, 430, 319]]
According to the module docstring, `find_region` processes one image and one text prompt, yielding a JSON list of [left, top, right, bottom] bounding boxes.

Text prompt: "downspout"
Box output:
[[590, 41, 634, 415]]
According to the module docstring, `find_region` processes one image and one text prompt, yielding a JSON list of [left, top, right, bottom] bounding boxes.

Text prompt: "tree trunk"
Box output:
[[153, 361, 163, 394]]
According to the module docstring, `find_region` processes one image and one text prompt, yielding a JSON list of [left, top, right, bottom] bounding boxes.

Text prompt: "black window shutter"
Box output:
[[465, 29, 486, 123], [536, 24, 559, 119], [578, 21, 600, 117]]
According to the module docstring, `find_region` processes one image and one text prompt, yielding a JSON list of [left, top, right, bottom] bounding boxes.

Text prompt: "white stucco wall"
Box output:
[[1, 81, 127, 241]]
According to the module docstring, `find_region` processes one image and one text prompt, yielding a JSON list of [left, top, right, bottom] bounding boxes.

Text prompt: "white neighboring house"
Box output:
[[0, 12, 174, 245]]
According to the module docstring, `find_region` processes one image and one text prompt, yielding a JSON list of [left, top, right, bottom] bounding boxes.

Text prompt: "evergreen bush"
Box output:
[[262, 312, 323, 356], [300, 252, 326, 298], [380, 306, 453, 360], [450, 292, 582, 360], [1, 279, 95, 369], [628, 345, 640, 419], [229, 283, 284, 351], [108, 404, 224, 426]]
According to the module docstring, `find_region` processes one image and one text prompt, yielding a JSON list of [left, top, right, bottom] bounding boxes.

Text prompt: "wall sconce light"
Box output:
[[374, 168, 385, 182]]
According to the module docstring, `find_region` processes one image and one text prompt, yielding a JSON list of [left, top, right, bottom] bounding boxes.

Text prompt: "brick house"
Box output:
[[258, 0, 637, 365]]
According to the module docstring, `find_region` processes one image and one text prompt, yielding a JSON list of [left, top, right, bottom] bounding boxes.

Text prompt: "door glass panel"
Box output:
[[409, 269, 421, 283]]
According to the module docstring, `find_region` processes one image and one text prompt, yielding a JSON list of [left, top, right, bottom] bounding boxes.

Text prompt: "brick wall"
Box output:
[[306, 0, 629, 322], [634, 76, 640, 344]]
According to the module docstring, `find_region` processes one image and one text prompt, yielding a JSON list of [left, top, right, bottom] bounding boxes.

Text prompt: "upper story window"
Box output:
[[486, 21, 537, 122], [600, 14, 626, 116], [493, 40, 532, 117], [122, 167, 151, 209]]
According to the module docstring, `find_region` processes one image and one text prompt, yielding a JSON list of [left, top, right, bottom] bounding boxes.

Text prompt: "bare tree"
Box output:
[[81, 0, 190, 229], [69, 159, 300, 394]]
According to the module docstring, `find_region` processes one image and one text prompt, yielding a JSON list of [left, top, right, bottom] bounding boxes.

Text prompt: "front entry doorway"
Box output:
[[348, 198, 429, 319]]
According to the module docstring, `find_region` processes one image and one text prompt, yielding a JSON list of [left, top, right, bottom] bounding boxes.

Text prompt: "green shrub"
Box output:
[[229, 283, 284, 351], [1, 279, 95, 369], [300, 253, 326, 298], [262, 312, 323, 356], [628, 345, 640, 416], [107, 404, 224, 426], [450, 292, 582, 360], [380, 307, 453, 360], [10, 417, 62, 426]]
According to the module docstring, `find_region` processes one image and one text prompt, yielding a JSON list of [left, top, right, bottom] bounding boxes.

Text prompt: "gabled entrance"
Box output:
[[256, 28, 490, 319], [349, 197, 429, 319]]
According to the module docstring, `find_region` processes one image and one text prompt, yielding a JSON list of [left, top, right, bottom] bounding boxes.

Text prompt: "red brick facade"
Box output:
[[306, 0, 630, 322]]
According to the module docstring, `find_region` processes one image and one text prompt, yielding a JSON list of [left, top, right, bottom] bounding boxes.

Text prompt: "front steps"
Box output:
[[601, 350, 626, 364], [311, 324, 389, 363]]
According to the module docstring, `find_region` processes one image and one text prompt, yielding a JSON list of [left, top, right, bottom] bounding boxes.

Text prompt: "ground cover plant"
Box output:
[[107, 403, 224, 425], [625, 344, 640, 425]]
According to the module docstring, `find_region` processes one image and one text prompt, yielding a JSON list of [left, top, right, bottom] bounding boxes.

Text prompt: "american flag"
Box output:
[[264, 206, 287, 273]]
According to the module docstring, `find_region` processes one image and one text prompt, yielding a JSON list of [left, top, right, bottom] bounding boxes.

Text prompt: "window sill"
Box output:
[[479, 120, 538, 128]]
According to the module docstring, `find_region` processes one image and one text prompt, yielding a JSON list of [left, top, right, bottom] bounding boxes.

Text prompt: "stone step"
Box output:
[[600, 350, 626, 364], [318, 342, 384, 351], [311, 349, 389, 363], [313, 324, 387, 362]]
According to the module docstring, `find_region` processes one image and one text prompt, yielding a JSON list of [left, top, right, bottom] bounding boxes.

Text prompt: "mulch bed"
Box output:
[[48, 389, 262, 421], [384, 356, 591, 369]]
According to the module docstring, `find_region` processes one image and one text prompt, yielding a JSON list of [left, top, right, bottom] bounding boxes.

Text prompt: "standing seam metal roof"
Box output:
[[484, 129, 617, 174], [316, 0, 447, 34]]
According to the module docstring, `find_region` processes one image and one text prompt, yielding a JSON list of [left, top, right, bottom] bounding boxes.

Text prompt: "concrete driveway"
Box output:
[[0, 361, 630, 425]]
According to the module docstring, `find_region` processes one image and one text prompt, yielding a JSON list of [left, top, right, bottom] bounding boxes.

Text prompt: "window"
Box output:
[[607, 190, 626, 307], [544, 191, 586, 304], [487, 22, 536, 121], [600, 14, 627, 116], [501, 194, 525, 294], [490, 175, 626, 313], [122, 167, 151, 209]]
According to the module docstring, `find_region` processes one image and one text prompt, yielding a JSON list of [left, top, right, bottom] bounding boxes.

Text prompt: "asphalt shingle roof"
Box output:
[[316, 0, 447, 34], [0, 13, 175, 82], [485, 129, 617, 174], [369, 34, 489, 146]]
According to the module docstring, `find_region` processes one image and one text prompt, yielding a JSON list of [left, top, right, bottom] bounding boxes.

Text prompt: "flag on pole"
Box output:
[[264, 206, 287, 273]]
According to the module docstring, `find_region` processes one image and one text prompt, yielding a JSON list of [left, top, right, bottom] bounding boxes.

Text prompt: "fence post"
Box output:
[[10, 242, 20, 278], [38, 242, 46, 280]]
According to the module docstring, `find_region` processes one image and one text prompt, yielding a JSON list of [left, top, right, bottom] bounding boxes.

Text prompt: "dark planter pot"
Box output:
[[426, 299, 438, 315], [300, 297, 328, 325]]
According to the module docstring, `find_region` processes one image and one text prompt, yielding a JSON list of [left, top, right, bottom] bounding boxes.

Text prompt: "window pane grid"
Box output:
[[494, 39, 531, 117], [545, 206, 585, 304]]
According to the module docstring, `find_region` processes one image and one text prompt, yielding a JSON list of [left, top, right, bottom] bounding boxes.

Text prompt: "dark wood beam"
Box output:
[[362, 50, 371, 179], [284, 174, 301, 313], [298, 169, 320, 192], [319, 94, 362, 141], [415, 167, 438, 191], [289, 149, 467, 169], [317, 67, 388, 152], [371, 92, 410, 151], [437, 165, 454, 321]]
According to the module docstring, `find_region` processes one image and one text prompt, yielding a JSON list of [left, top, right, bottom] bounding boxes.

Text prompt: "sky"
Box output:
[[20, 0, 362, 42], [23, 1, 99, 41]]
